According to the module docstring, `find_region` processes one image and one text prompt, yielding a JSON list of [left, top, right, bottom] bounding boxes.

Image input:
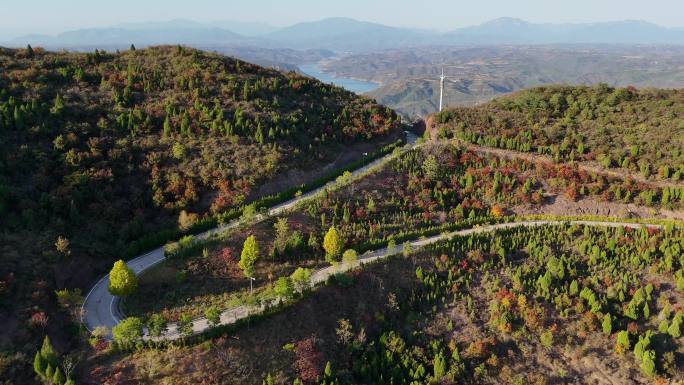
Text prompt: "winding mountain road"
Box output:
[[81, 134, 418, 337], [82, 215, 660, 340], [81, 133, 667, 341]]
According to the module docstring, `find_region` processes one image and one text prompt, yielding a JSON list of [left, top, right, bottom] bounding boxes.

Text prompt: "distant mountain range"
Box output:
[[6, 17, 684, 53], [113, 19, 279, 36], [448, 17, 684, 45], [261, 18, 436, 51]]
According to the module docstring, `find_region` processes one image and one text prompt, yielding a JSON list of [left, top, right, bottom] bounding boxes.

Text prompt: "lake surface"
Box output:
[[300, 63, 379, 94]]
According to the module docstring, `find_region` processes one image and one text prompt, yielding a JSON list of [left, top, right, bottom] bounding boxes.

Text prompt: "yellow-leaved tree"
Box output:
[[239, 235, 259, 278], [108, 260, 137, 296], [323, 226, 344, 264]]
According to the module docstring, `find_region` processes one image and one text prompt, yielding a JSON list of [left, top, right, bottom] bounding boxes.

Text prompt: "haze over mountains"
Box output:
[[6, 17, 684, 52], [344, 45, 684, 118], [7, 17, 684, 119]]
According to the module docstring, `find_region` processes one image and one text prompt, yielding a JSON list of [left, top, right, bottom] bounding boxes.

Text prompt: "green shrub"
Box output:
[[112, 317, 143, 344]]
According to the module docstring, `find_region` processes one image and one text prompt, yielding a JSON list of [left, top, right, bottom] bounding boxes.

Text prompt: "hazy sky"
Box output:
[[3, 0, 684, 37]]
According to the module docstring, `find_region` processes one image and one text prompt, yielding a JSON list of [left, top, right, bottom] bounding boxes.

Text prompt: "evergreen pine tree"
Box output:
[[307, 232, 319, 252], [323, 361, 333, 378], [50, 94, 64, 115], [180, 113, 191, 137], [602, 313, 613, 335], [13, 106, 23, 130]]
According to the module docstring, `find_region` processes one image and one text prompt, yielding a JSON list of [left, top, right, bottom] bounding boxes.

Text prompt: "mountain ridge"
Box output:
[[7, 17, 684, 52]]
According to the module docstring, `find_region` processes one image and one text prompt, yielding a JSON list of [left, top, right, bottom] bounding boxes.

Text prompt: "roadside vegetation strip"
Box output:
[[83, 136, 416, 334], [162, 136, 419, 259], [520, 214, 684, 228], [90, 134, 682, 341], [124, 138, 405, 259], [114, 219, 665, 344]]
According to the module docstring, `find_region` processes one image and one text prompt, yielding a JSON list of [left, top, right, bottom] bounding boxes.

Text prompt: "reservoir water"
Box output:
[[300, 63, 379, 94]]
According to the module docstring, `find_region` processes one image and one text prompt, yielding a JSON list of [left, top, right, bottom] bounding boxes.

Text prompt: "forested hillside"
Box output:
[[86, 142, 684, 385], [0, 44, 399, 378], [432, 85, 684, 182]]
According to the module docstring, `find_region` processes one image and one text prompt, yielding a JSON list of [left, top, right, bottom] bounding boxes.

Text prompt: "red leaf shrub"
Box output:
[[293, 336, 324, 382]]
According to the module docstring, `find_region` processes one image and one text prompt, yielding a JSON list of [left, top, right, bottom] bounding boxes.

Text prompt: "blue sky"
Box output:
[[2, 0, 684, 37]]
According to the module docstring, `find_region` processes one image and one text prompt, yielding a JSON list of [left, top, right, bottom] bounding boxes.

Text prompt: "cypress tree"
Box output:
[[40, 335, 58, 367], [33, 351, 46, 377], [255, 123, 264, 144], [163, 115, 172, 137], [53, 367, 66, 385], [45, 364, 54, 380]]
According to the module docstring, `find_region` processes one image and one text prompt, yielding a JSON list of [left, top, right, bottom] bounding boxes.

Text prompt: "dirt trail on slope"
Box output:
[[463, 142, 683, 189], [513, 193, 684, 221], [425, 138, 684, 220]]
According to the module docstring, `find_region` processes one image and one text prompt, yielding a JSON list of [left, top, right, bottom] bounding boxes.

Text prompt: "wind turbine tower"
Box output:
[[439, 67, 445, 112]]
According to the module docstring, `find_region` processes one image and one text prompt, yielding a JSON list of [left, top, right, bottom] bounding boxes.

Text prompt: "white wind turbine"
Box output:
[[439, 67, 445, 112]]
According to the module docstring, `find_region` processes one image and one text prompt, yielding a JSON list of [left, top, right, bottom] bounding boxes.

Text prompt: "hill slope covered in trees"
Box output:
[[0, 44, 400, 378], [432, 85, 684, 182]]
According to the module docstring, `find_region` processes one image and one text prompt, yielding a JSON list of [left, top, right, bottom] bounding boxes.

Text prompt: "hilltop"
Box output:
[[0, 44, 400, 381]]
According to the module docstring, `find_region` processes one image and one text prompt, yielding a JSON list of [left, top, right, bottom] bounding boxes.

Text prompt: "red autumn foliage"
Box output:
[[293, 336, 324, 382], [564, 184, 579, 202], [627, 322, 639, 334], [29, 311, 49, 329]]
